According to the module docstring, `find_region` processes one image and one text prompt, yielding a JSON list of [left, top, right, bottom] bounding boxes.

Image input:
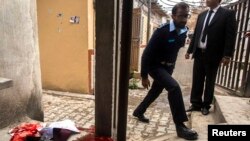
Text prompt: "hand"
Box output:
[[185, 53, 190, 59], [245, 32, 250, 38], [221, 57, 231, 66], [141, 78, 150, 89]]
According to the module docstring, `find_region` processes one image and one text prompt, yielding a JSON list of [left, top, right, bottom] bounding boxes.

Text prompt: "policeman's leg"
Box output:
[[166, 77, 188, 124], [149, 68, 198, 139], [150, 68, 188, 123], [133, 80, 164, 115]]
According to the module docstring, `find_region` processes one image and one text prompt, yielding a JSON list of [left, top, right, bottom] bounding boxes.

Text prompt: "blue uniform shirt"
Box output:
[[141, 21, 188, 79]]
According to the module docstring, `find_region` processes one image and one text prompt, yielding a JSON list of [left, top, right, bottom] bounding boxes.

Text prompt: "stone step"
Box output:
[[0, 127, 11, 141], [189, 94, 250, 141], [100, 94, 250, 141], [0, 77, 13, 90], [214, 95, 250, 124], [190, 106, 218, 141]]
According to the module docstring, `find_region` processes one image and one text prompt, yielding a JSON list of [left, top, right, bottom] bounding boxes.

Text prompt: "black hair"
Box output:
[[172, 2, 189, 15]]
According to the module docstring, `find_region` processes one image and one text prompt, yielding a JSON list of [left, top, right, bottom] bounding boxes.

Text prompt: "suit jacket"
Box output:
[[187, 7, 237, 63]]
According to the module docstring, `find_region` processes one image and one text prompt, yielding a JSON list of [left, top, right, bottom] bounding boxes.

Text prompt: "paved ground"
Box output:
[[0, 45, 196, 141], [1, 45, 250, 141], [42, 46, 194, 141], [1, 46, 250, 141], [34, 46, 250, 141], [42, 87, 191, 141]]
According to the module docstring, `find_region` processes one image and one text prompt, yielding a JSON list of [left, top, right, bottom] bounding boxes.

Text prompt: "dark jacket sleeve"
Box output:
[[187, 14, 201, 54], [223, 9, 237, 57], [141, 28, 162, 79]]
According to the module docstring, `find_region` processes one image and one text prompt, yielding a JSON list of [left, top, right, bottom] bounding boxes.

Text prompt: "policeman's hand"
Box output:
[[221, 57, 231, 66], [185, 53, 190, 59], [141, 78, 150, 89]]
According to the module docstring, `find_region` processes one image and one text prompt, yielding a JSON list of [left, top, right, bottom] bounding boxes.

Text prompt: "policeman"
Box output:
[[133, 2, 198, 140]]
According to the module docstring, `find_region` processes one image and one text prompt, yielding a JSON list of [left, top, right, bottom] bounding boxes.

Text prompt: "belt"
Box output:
[[160, 61, 175, 66]]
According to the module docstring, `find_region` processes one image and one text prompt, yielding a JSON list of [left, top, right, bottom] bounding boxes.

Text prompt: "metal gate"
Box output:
[[216, 0, 250, 96]]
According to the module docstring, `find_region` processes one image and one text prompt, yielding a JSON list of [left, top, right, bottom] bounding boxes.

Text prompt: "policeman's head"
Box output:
[[172, 2, 190, 29]]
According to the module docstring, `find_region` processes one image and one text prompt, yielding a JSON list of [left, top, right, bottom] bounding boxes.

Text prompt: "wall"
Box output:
[[88, 0, 95, 93], [0, 0, 43, 128], [37, 0, 93, 93]]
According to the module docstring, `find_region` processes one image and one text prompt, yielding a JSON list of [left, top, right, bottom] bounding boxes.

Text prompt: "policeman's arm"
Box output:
[[141, 78, 150, 89], [141, 29, 162, 79]]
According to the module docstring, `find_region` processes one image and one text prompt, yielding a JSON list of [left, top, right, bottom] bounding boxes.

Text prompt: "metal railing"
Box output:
[[216, 0, 250, 96]]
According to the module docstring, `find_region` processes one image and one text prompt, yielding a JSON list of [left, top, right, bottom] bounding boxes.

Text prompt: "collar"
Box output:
[[169, 21, 188, 35], [209, 5, 220, 13]]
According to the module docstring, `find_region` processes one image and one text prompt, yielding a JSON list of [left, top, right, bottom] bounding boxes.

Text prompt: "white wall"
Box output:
[[0, 0, 43, 128]]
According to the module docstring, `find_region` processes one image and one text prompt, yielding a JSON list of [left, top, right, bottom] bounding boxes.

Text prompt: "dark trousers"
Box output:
[[190, 50, 220, 109], [134, 66, 188, 124]]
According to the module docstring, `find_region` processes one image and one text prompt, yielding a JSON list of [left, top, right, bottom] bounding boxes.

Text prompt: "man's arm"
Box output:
[[223, 9, 237, 57], [140, 28, 163, 89], [245, 31, 250, 37], [221, 10, 237, 66], [185, 15, 200, 59], [141, 28, 162, 79]]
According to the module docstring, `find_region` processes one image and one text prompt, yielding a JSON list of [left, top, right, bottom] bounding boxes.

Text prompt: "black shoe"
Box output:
[[201, 108, 209, 115], [176, 123, 198, 140], [186, 105, 201, 112], [133, 112, 149, 123]]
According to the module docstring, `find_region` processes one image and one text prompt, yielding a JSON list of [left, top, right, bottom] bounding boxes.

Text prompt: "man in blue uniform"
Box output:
[[133, 2, 198, 140]]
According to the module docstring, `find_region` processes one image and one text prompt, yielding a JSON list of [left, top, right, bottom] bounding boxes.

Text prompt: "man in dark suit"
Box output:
[[133, 2, 198, 140], [185, 0, 237, 115]]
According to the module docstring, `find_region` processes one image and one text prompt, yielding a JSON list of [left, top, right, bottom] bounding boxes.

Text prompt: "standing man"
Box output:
[[185, 0, 237, 115], [133, 2, 198, 140]]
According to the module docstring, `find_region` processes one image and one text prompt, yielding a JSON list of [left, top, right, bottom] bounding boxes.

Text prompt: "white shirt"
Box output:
[[169, 21, 188, 35], [199, 5, 220, 49]]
